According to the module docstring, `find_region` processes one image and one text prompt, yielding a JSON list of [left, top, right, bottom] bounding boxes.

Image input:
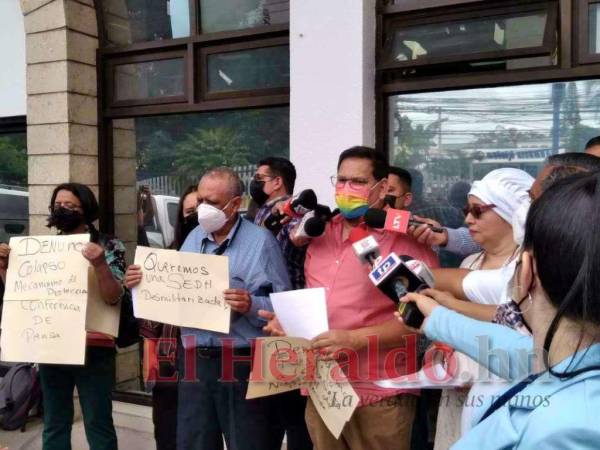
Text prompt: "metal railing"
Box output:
[[137, 164, 258, 198]]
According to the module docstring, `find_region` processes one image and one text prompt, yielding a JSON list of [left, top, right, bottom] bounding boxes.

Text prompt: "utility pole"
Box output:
[[551, 83, 565, 154], [437, 107, 442, 151]]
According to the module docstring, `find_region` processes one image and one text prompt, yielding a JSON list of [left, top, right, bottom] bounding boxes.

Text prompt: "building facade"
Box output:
[[1, 0, 600, 404]]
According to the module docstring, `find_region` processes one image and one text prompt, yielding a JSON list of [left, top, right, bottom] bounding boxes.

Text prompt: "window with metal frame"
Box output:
[[96, 1, 290, 401], [380, 2, 558, 71], [577, 0, 600, 63], [97, 0, 290, 111]]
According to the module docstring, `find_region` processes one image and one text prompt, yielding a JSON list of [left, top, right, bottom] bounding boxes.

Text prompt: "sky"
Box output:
[[390, 80, 600, 148]]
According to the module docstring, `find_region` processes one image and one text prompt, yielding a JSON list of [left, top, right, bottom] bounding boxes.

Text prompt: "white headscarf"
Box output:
[[469, 168, 534, 245]]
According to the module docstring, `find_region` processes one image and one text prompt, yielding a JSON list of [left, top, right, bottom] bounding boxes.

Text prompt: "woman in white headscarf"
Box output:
[[429, 168, 534, 319], [431, 168, 534, 450]]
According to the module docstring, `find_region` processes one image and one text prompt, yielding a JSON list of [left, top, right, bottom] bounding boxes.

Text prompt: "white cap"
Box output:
[[469, 168, 534, 245]]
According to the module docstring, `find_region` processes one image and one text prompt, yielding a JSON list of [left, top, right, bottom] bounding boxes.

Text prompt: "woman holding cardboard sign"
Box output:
[[0, 183, 125, 450], [139, 184, 198, 450]]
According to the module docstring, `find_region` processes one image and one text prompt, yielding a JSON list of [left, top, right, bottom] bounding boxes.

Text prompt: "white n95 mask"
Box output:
[[197, 203, 228, 233]]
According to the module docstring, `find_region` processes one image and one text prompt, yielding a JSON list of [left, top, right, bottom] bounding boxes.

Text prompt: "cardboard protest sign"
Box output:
[[132, 246, 230, 333], [3, 235, 90, 302], [85, 267, 120, 337], [307, 359, 360, 438], [1, 234, 90, 364], [245, 377, 301, 399], [250, 337, 317, 385], [247, 337, 359, 438], [0, 300, 87, 364]]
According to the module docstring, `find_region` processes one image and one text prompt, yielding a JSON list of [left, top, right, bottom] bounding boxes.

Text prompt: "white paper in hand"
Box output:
[[375, 362, 472, 389], [270, 287, 329, 339]]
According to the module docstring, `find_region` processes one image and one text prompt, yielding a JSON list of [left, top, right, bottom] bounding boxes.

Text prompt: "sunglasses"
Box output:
[[463, 203, 496, 219]]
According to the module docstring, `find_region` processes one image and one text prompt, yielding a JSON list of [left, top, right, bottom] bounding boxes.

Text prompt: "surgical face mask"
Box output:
[[197, 200, 233, 234], [494, 300, 532, 335], [48, 207, 84, 232], [384, 194, 399, 208], [249, 179, 269, 206], [335, 180, 381, 219], [181, 212, 198, 240]]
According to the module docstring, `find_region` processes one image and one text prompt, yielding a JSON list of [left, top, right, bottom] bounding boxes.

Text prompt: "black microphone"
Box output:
[[283, 189, 318, 217], [304, 217, 326, 237], [396, 255, 433, 329], [368, 253, 434, 328], [295, 210, 327, 239], [364, 208, 444, 233], [263, 190, 320, 234], [349, 227, 431, 329], [313, 204, 334, 221], [264, 213, 284, 234], [364, 208, 390, 228]]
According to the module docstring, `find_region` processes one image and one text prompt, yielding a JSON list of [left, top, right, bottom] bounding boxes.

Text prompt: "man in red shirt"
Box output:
[[264, 147, 439, 450]]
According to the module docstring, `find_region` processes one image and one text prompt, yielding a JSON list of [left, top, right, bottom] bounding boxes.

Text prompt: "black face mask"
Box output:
[[249, 179, 269, 206], [181, 212, 198, 241], [384, 194, 399, 208], [48, 207, 84, 232]]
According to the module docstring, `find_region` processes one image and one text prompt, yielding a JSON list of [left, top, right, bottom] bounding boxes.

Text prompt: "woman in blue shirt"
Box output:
[[399, 171, 600, 449]]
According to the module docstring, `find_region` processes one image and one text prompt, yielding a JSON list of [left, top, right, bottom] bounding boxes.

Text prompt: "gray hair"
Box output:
[[201, 167, 243, 197]]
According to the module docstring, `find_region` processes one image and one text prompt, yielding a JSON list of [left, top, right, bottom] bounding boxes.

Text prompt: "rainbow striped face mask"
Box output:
[[335, 181, 380, 219]]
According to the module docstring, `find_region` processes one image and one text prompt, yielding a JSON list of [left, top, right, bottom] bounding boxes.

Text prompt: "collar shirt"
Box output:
[[180, 216, 291, 349], [305, 215, 440, 404], [254, 195, 307, 289], [425, 306, 600, 450]]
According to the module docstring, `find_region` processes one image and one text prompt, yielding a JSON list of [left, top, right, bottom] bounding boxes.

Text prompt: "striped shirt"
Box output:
[[444, 227, 481, 257], [180, 216, 291, 349], [253, 195, 307, 290]]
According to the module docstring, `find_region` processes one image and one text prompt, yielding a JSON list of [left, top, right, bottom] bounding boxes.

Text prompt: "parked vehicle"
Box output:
[[0, 187, 28, 244], [143, 194, 179, 249]]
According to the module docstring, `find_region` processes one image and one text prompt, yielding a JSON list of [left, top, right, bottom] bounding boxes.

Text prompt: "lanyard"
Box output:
[[200, 218, 242, 255], [478, 372, 542, 424]]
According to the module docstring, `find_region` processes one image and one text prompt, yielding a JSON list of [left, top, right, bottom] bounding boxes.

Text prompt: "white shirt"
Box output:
[[462, 253, 517, 306]]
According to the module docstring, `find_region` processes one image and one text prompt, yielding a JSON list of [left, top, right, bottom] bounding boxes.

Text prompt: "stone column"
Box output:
[[20, 0, 142, 392], [20, 0, 99, 234], [112, 118, 138, 262], [289, 0, 377, 204]]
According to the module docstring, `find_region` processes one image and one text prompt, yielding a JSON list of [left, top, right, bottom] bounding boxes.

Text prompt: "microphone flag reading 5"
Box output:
[[364, 208, 444, 233], [384, 209, 411, 234]]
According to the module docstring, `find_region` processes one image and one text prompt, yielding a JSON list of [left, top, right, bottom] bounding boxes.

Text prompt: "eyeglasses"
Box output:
[[253, 174, 275, 182], [330, 176, 371, 189], [463, 204, 496, 219], [49, 202, 83, 212]]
